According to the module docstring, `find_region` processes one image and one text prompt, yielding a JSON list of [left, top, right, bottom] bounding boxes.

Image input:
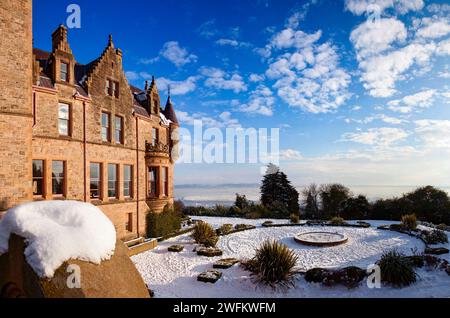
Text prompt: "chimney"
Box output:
[[52, 24, 72, 54]]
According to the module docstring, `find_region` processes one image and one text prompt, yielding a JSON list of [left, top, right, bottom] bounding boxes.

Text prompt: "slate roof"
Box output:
[[32, 48, 177, 122]]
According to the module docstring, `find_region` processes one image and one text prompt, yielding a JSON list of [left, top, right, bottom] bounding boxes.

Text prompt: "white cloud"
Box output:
[[177, 110, 241, 128], [159, 41, 198, 67], [341, 127, 409, 147], [416, 19, 450, 39], [266, 38, 351, 113], [280, 149, 303, 161], [249, 73, 265, 82], [345, 0, 424, 16], [270, 29, 322, 50], [415, 120, 450, 148], [350, 18, 407, 59], [427, 3, 450, 14], [125, 71, 140, 81], [351, 10, 450, 98], [345, 114, 407, 125], [200, 67, 247, 93], [387, 89, 437, 113], [359, 42, 436, 97], [238, 85, 275, 116], [197, 20, 219, 39], [216, 39, 252, 48], [157, 76, 199, 95]]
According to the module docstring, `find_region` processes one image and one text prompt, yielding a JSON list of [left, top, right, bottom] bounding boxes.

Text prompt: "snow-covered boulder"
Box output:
[[0, 201, 116, 278]]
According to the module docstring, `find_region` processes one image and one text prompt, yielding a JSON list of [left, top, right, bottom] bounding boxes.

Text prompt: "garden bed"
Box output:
[[131, 217, 450, 298]]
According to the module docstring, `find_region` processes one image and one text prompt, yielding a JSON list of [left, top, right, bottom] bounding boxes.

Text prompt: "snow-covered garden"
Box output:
[[132, 216, 450, 298]]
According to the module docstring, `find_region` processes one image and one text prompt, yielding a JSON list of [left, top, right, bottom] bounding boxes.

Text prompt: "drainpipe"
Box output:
[[136, 116, 140, 238], [83, 101, 87, 202]]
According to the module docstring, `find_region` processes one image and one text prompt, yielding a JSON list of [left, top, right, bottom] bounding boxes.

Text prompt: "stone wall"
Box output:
[[0, 0, 33, 211], [0, 1, 176, 241]]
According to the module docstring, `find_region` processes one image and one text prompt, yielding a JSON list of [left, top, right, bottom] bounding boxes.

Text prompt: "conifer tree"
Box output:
[[260, 164, 299, 217]]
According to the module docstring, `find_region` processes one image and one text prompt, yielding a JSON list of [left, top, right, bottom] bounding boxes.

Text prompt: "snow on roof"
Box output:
[[160, 112, 172, 126], [0, 201, 116, 278]]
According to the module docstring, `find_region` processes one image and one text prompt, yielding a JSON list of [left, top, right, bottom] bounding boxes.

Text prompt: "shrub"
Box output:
[[401, 214, 417, 231], [377, 250, 416, 287], [424, 229, 448, 244], [216, 224, 233, 236], [235, 193, 250, 210], [191, 222, 219, 247], [437, 223, 449, 231], [243, 240, 298, 288], [290, 214, 300, 224], [243, 204, 272, 219], [146, 206, 181, 238], [330, 217, 345, 226]]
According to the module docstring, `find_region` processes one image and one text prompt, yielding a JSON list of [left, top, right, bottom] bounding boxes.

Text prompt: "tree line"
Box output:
[[182, 164, 450, 225]]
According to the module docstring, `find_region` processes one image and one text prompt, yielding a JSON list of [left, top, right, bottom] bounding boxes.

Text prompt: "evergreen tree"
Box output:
[[260, 164, 299, 217]]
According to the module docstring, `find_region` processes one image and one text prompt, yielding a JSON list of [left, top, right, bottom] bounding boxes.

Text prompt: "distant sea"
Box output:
[[175, 184, 450, 207]]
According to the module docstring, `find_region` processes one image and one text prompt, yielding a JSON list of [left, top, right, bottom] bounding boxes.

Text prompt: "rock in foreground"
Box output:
[[168, 245, 184, 253], [213, 258, 239, 269], [197, 270, 222, 283], [197, 247, 223, 257]]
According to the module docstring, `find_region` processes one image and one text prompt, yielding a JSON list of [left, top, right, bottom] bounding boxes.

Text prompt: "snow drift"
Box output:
[[0, 201, 116, 278]]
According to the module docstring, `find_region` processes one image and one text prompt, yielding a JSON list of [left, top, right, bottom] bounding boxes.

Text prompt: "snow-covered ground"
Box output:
[[132, 217, 450, 298]]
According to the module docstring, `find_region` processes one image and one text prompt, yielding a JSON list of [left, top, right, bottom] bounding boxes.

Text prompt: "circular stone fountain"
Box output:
[[294, 232, 348, 247]]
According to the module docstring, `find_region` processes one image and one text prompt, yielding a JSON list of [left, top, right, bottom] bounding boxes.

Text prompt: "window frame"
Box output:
[[32, 159, 45, 198], [152, 128, 159, 146], [58, 102, 71, 137], [112, 81, 119, 98], [51, 160, 66, 197], [105, 79, 111, 95], [162, 167, 169, 197], [115, 115, 124, 145], [123, 164, 133, 198], [60, 61, 69, 82], [148, 166, 159, 198], [101, 112, 111, 142], [107, 163, 119, 199], [89, 162, 102, 200]]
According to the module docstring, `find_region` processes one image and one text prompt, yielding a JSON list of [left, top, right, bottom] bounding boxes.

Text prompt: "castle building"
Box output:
[[0, 0, 179, 241]]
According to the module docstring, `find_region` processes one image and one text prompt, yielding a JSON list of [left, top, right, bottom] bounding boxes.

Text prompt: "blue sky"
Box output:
[[34, 0, 450, 196]]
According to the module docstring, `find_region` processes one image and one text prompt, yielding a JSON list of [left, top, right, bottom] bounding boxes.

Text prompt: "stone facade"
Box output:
[[0, 0, 34, 211], [0, 4, 179, 241]]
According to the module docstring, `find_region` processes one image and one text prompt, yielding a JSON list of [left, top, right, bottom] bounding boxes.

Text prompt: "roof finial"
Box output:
[[145, 80, 149, 91], [168, 85, 171, 99], [108, 34, 114, 47]]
